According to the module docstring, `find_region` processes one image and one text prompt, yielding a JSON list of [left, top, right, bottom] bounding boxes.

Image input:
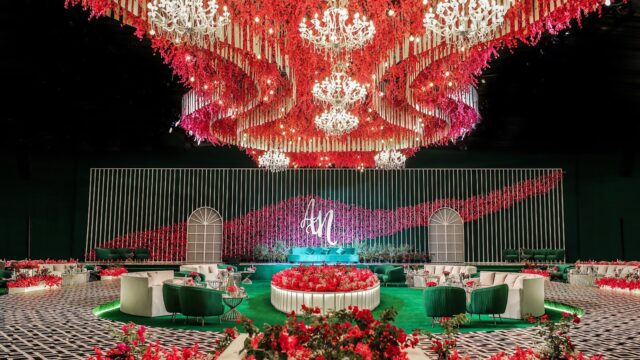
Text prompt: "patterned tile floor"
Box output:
[[0, 280, 638, 359]]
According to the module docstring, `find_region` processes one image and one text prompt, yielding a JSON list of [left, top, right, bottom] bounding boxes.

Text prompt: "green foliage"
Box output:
[[270, 241, 289, 263]]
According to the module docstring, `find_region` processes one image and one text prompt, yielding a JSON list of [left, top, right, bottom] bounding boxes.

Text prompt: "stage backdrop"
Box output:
[[84, 168, 565, 263]]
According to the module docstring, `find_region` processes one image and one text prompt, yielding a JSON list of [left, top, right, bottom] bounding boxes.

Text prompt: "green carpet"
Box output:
[[95, 281, 573, 334]]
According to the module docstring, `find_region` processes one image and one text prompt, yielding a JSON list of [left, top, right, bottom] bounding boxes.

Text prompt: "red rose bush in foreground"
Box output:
[[271, 265, 379, 292], [238, 305, 420, 360], [429, 313, 603, 360], [88, 323, 236, 360]]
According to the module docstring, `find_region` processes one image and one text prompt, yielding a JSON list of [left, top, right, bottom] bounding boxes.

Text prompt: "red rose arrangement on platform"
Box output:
[[226, 265, 234, 272], [271, 265, 379, 292], [99, 267, 128, 277], [521, 268, 551, 278], [595, 277, 640, 293], [7, 274, 62, 289], [227, 285, 239, 294], [427, 281, 439, 287]]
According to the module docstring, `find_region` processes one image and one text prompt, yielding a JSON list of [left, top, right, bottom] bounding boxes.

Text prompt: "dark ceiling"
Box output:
[[1, 0, 638, 158]]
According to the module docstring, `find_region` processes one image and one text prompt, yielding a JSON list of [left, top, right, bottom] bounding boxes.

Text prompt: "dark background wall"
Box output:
[[0, 0, 638, 262]]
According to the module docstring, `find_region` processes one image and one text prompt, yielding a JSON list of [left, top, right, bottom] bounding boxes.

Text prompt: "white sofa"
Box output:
[[572, 264, 636, 278], [38, 263, 77, 276], [179, 264, 222, 281], [120, 271, 174, 317], [477, 271, 545, 319], [423, 265, 477, 284]]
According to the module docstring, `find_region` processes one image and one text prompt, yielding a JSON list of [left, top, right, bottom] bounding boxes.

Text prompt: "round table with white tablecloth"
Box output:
[[413, 274, 441, 288]]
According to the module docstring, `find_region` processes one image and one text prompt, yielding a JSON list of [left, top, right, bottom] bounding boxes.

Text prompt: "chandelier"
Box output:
[[258, 149, 290, 172], [147, 0, 231, 46], [374, 149, 406, 170], [315, 107, 359, 136], [299, 0, 375, 57], [423, 0, 506, 49], [312, 66, 367, 109]]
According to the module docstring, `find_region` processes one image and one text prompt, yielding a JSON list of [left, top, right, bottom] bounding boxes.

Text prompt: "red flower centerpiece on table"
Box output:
[[227, 285, 239, 294], [427, 281, 438, 287], [271, 265, 379, 292]]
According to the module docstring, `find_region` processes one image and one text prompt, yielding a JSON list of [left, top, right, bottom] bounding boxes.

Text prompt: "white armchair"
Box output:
[[120, 271, 174, 317], [179, 264, 221, 281], [478, 271, 545, 319]]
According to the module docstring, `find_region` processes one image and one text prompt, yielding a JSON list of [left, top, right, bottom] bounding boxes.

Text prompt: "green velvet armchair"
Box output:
[[521, 249, 535, 261], [95, 248, 121, 261], [503, 249, 519, 262], [546, 249, 565, 262], [423, 286, 467, 327], [178, 286, 225, 325], [162, 283, 182, 321], [373, 265, 405, 286], [550, 264, 573, 282], [0, 269, 13, 288], [467, 284, 508, 324], [134, 248, 151, 261]]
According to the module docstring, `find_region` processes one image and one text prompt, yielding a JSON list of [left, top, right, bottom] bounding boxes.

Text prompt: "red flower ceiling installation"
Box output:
[[90, 170, 561, 261], [67, 0, 605, 168]]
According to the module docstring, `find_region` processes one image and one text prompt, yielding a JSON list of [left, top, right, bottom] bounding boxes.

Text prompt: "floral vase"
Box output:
[[226, 273, 237, 294]]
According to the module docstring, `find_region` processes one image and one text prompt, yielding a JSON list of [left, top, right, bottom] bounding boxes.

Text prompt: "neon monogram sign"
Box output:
[[300, 198, 335, 246]]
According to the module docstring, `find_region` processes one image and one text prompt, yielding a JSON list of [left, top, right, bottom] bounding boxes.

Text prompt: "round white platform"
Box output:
[[270, 283, 380, 315]]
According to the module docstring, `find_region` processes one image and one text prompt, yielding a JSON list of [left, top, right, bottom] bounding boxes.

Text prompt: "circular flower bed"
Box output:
[[271, 265, 379, 292], [271, 265, 381, 315]]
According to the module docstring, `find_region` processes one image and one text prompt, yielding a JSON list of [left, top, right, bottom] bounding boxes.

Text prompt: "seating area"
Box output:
[[476, 271, 545, 319], [371, 265, 406, 286], [502, 249, 565, 262], [287, 247, 359, 263], [120, 270, 174, 317], [163, 281, 226, 325], [95, 247, 151, 262]]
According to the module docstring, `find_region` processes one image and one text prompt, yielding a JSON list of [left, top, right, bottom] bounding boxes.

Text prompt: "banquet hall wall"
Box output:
[[1, 148, 638, 262]]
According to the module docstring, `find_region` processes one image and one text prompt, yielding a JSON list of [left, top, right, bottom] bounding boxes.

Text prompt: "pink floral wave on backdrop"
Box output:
[[90, 171, 562, 261]]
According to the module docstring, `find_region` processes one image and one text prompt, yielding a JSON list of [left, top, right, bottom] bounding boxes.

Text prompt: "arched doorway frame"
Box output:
[[186, 207, 223, 263], [428, 207, 464, 263]]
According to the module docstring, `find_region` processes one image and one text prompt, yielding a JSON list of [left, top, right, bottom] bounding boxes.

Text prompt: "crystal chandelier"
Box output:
[[299, 0, 375, 57], [147, 0, 231, 46], [312, 65, 367, 109], [423, 0, 506, 49], [258, 149, 290, 172], [315, 107, 359, 136], [374, 149, 406, 170]]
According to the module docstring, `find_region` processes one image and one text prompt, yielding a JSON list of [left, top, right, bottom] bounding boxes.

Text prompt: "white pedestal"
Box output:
[[62, 272, 90, 286], [8, 283, 60, 294], [270, 284, 380, 316], [101, 276, 121, 280]]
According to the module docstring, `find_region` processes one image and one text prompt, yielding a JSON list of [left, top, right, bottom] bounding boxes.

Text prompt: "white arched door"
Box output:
[[186, 207, 223, 263], [428, 207, 464, 263]]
